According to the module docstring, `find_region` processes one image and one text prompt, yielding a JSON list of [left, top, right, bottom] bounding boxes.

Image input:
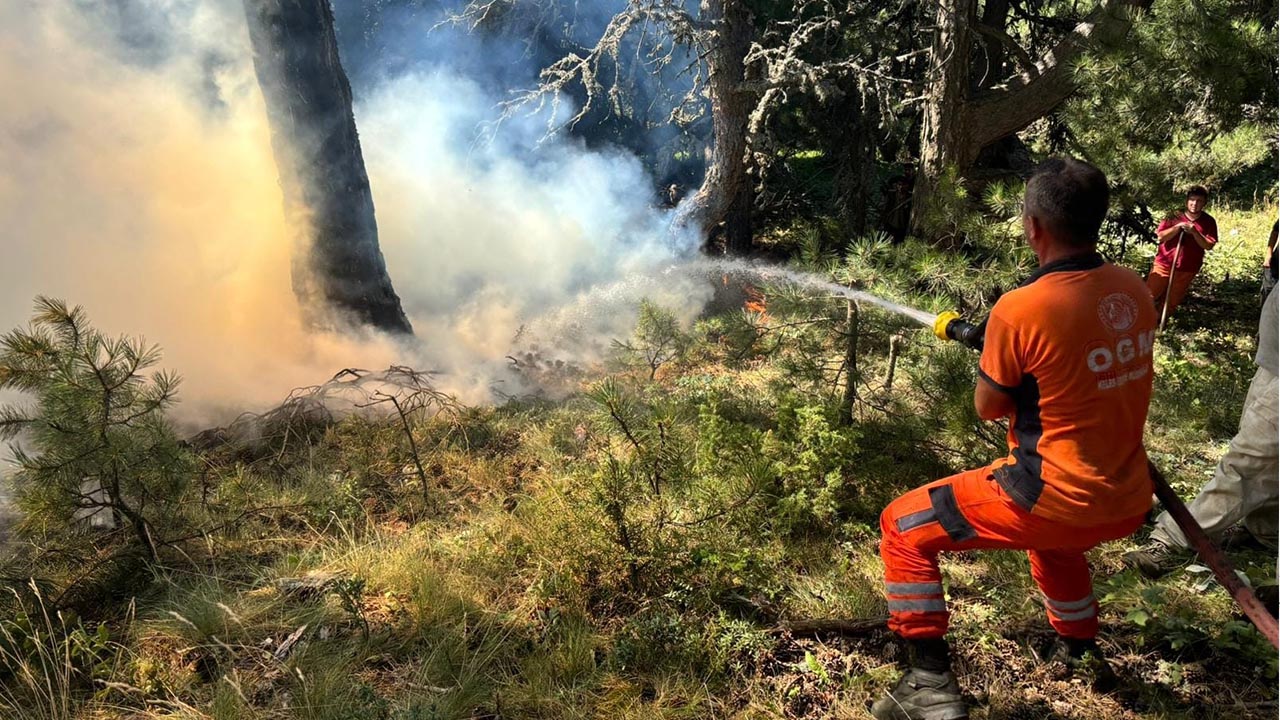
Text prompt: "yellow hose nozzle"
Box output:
[[933, 311, 960, 341]]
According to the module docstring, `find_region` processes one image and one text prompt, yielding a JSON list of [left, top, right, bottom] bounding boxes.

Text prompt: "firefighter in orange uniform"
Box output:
[[870, 158, 1158, 720]]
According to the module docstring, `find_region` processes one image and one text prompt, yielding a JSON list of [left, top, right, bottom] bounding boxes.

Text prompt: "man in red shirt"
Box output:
[[871, 158, 1157, 719], [1147, 186, 1218, 323]]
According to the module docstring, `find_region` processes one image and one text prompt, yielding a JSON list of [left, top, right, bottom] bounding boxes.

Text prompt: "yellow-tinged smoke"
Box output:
[[0, 3, 400, 423], [1, 3, 708, 425]]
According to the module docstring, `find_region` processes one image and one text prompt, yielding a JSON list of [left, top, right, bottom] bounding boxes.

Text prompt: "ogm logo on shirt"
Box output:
[[1097, 292, 1139, 333], [1089, 293, 1152, 389]]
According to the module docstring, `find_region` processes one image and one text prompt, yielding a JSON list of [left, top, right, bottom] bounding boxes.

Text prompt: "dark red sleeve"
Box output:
[[1203, 217, 1218, 246]]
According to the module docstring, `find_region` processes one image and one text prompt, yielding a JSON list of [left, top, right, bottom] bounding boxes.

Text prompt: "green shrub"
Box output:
[[0, 297, 194, 562], [764, 402, 860, 534], [611, 300, 691, 380]]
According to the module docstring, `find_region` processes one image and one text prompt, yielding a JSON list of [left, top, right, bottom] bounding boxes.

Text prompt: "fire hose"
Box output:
[[932, 313, 1280, 649], [1148, 462, 1279, 648]]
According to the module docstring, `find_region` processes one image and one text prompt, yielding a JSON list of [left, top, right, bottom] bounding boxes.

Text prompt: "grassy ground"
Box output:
[[1, 203, 1277, 720]]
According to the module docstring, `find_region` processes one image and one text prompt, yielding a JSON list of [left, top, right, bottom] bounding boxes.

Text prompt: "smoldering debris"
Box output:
[[187, 366, 460, 462]]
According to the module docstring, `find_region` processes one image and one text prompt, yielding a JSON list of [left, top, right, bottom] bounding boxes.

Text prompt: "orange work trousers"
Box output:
[[879, 467, 1146, 640], [1146, 264, 1197, 318]]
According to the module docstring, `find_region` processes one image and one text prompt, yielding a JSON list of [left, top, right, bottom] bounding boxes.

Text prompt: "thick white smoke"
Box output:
[[360, 69, 708, 399], [0, 0, 707, 423]]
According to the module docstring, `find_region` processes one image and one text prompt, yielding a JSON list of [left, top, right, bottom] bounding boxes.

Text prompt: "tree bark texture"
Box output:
[[911, 0, 1152, 236], [243, 0, 413, 334], [966, 0, 1149, 144], [677, 0, 755, 254], [883, 333, 902, 393], [975, 0, 1013, 89], [911, 0, 977, 235]]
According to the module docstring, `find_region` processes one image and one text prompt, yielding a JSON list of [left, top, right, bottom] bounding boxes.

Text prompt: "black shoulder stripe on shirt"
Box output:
[[1020, 252, 1105, 287], [978, 368, 1018, 395]]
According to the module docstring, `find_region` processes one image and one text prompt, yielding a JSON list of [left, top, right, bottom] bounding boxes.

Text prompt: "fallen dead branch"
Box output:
[[188, 366, 459, 464]]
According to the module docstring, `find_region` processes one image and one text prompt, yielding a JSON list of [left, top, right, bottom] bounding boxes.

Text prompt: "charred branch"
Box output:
[[497, 0, 707, 136]]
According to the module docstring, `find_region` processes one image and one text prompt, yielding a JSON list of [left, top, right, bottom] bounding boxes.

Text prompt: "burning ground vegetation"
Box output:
[[1, 218, 1278, 720]]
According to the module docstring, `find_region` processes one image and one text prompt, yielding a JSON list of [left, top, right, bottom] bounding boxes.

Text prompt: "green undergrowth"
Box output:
[[2, 204, 1277, 719]]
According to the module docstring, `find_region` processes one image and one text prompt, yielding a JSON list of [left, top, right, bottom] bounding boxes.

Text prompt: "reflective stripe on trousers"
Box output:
[[880, 467, 1145, 640], [1043, 593, 1097, 623], [886, 582, 947, 615]]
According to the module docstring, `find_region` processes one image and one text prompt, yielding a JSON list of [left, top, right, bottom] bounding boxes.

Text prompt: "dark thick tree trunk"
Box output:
[[910, 0, 1152, 237], [243, 0, 412, 334], [975, 0, 1012, 89], [830, 97, 876, 237], [911, 0, 978, 236], [677, 0, 754, 254], [964, 0, 1149, 143]]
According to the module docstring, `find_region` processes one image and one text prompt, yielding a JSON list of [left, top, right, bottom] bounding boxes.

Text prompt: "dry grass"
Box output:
[[3, 208, 1277, 719]]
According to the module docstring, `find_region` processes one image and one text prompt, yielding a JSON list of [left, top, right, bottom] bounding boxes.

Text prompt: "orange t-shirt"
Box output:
[[978, 253, 1156, 525]]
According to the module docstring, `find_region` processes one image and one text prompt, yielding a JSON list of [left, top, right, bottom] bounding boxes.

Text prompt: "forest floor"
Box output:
[[2, 203, 1278, 720]]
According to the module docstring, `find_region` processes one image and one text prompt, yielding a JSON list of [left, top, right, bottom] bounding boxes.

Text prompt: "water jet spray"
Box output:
[[677, 258, 941, 328]]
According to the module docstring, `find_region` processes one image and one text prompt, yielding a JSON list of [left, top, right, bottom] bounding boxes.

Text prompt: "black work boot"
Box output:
[[1122, 538, 1191, 579], [1219, 523, 1268, 550], [1044, 636, 1118, 692], [870, 668, 968, 719], [870, 638, 968, 720]]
